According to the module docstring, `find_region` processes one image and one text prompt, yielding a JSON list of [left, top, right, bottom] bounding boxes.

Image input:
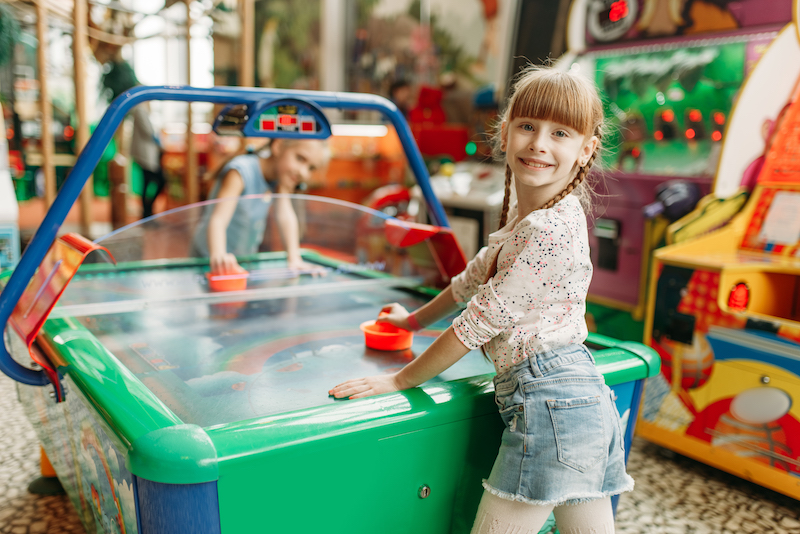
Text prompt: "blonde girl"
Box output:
[[192, 139, 329, 274], [331, 66, 630, 533]]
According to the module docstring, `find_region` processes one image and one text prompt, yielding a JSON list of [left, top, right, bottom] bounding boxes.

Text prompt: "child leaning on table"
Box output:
[[330, 66, 630, 534], [191, 139, 329, 274]]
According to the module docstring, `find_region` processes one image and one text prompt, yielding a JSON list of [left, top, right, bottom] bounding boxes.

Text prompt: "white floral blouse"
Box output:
[[450, 194, 593, 376]]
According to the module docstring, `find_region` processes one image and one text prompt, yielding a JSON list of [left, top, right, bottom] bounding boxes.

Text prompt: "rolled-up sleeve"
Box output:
[[452, 217, 575, 349], [450, 244, 492, 303]]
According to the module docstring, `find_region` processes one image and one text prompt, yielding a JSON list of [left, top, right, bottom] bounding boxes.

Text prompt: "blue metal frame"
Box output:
[[0, 85, 450, 388]]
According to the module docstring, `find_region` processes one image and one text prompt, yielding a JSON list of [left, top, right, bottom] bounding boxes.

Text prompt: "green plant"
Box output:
[[0, 4, 20, 67]]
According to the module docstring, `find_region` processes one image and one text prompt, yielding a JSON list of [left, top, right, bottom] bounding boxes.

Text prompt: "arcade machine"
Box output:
[[557, 0, 793, 340], [640, 75, 800, 500], [0, 110, 20, 270], [408, 85, 471, 164], [0, 87, 659, 534]]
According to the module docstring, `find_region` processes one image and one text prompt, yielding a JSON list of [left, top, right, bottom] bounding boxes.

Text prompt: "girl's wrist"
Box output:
[[407, 312, 423, 331], [393, 370, 416, 391]]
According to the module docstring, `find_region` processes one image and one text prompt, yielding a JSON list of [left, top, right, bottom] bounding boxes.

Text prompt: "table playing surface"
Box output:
[[52, 255, 494, 428]]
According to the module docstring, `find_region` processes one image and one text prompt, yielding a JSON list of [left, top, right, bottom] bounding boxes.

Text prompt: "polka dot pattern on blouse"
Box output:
[[451, 194, 592, 376]]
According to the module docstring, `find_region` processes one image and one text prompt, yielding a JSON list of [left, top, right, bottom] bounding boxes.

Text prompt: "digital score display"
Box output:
[[258, 104, 319, 134], [214, 98, 331, 139]]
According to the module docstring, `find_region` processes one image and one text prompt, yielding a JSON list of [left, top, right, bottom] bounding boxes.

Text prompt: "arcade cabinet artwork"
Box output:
[[640, 81, 800, 500], [560, 0, 792, 340]]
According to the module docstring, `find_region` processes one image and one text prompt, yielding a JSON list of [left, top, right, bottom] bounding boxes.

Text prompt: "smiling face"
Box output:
[[502, 117, 598, 211], [270, 139, 329, 193]]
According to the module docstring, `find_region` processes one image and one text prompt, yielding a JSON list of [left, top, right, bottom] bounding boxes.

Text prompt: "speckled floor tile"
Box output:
[[617, 437, 800, 533], [0, 372, 797, 533], [0, 374, 84, 533]]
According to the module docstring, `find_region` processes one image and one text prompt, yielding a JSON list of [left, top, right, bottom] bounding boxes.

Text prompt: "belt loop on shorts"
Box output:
[[527, 353, 544, 378], [582, 344, 596, 364]]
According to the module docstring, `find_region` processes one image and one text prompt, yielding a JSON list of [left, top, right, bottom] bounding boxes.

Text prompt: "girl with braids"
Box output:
[[331, 66, 630, 533]]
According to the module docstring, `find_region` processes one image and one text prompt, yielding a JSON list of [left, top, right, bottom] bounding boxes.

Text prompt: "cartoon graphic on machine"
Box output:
[[701, 384, 797, 472], [639, 70, 800, 498], [646, 293, 800, 479]]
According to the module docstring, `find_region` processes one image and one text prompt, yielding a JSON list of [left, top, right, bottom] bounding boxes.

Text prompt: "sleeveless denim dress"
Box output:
[[191, 154, 273, 258]]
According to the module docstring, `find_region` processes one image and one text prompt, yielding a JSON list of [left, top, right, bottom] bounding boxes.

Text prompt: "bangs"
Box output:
[[508, 70, 598, 135]]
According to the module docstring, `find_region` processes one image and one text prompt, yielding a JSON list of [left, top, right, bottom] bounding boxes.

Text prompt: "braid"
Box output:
[[539, 151, 598, 210], [497, 164, 513, 229]]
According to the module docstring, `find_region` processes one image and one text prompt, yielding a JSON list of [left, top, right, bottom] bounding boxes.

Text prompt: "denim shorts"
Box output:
[[484, 344, 635, 507]]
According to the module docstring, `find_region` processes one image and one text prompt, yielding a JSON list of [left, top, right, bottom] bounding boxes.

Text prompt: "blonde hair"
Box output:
[[494, 66, 605, 228]]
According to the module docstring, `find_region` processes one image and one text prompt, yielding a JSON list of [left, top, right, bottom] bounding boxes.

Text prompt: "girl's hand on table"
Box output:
[[376, 303, 413, 330], [210, 253, 241, 274], [287, 256, 328, 277], [329, 374, 402, 399]]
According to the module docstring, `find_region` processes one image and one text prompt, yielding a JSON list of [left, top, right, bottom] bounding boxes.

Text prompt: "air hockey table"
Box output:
[[0, 87, 660, 534]]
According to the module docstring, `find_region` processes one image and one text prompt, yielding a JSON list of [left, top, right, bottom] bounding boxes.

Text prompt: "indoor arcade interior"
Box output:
[[0, 1, 799, 533]]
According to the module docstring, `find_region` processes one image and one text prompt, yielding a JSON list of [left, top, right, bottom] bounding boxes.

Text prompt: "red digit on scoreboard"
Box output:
[[609, 0, 628, 22]]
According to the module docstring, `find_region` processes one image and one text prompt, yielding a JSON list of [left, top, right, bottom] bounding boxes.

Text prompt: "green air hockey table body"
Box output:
[[4, 252, 657, 534], [0, 87, 659, 534]]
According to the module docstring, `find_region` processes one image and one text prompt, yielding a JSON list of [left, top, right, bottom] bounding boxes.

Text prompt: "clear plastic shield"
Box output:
[[46, 196, 487, 426]]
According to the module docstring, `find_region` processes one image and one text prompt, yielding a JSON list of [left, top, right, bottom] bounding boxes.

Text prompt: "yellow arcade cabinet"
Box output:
[[640, 79, 800, 500]]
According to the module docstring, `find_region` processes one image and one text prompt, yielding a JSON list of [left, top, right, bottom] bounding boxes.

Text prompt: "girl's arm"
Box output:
[[207, 170, 244, 273], [329, 326, 470, 399], [379, 285, 460, 331], [272, 195, 305, 270]]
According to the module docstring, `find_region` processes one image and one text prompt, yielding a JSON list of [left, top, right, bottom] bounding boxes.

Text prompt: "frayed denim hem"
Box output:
[[481, 475, 635, 507]]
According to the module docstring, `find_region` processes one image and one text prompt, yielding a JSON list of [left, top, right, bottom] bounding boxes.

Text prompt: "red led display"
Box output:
[[258, 106, 320, 135], [661, 110, 675, 123], [727, 282, 749, 311], [688, 109, 702, 122], [713, 112, 725, 125], [654, 131, 664, 141], [712, 131, 722, 141], [685, 128, 696, 139], [609, 0, 628, 22]]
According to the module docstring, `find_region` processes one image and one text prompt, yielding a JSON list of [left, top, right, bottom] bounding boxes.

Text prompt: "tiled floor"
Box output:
[[616, 441, 800, 533], [0, 373, 84, 534], [0, 373, 797, 533]]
